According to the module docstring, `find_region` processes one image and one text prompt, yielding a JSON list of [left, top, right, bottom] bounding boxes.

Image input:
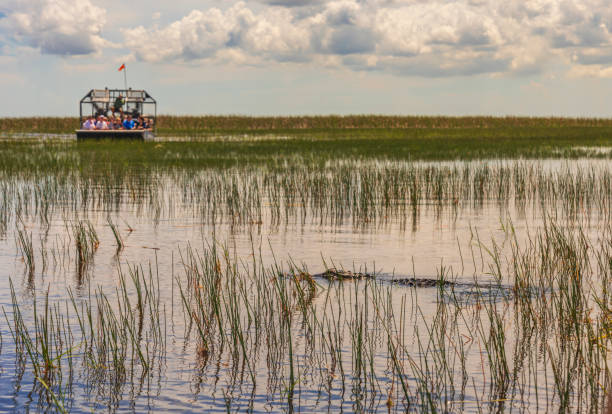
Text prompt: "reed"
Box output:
[[16, 225, 35, 276], [0, 159, 609, 233], [107, 217, 124, 251]]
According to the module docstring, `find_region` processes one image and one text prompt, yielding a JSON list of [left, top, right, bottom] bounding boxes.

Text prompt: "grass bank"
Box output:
[[3, 115, 612, 135]]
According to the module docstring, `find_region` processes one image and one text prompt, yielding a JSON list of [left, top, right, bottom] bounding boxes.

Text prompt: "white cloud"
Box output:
[[374, 3, 504, 56], [6, 0, 612, 78], [121, 0, 522, 75], [119, 0, 612, 77], [1, 0, 110, 55], [123, 2, 311, 63]]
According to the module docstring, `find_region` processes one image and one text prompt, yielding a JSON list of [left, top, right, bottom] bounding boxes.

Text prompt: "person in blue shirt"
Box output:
[[122, 115, 135, 130]]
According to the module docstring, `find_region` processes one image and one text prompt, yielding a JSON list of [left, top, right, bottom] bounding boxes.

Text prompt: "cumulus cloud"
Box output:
[[1, 0, 109, 55], [121, 0, 612, 77], [123, 3, 310, 63]]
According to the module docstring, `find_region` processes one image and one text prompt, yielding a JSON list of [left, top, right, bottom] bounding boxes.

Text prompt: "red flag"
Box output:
[[118, 63, 125, 71]]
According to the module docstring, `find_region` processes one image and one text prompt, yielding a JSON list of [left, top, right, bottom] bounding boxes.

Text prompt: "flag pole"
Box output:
[[123, 65, 128, 90]]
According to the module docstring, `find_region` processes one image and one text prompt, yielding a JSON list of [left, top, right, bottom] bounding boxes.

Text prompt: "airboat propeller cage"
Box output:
[[79, 88, 157, 133]]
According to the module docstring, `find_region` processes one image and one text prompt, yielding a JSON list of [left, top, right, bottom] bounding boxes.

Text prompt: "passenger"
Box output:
[[122, 115, 135, 130], [112, 94, 125, 115], [95, 116, 109, 130], [141, 117, 149, 130], [112, 116, 122, 130], [82, 116, 95, 130]]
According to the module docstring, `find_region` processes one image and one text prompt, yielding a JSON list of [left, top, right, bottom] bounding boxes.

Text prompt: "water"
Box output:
[[0, 158, 610, 412]]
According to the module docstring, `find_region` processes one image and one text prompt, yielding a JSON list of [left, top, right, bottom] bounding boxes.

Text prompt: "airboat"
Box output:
[[75, 88, 157, 141]]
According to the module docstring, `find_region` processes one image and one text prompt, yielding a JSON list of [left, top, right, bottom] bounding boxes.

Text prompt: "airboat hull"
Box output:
[[75, 130, 155, 141]]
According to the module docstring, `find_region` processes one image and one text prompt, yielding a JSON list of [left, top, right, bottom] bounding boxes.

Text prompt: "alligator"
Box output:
[[312, 268, 455, 287], [312, 268, 373, 280], [282, 268, 524, 304]]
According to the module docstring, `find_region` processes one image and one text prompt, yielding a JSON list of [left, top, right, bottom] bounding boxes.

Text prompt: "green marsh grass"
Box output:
[[5, 115, 612, 135], [0, 134, 611, 411], [0, 157, 610, 232]]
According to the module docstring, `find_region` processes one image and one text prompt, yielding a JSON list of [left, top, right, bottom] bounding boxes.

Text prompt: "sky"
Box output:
[[1, 0, 612, 116]]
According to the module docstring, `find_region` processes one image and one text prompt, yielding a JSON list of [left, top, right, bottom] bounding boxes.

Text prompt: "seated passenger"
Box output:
[[111, 116, 122, 130], [135, 116, 145, 129], [140, 117, 149, 129], [122, 115, 135, 130], [82, 117, 95, 130], [95, 116, 109, 130]]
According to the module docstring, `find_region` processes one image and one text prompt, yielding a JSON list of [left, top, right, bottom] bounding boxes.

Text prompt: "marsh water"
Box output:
[[0, 151, 611, 412]]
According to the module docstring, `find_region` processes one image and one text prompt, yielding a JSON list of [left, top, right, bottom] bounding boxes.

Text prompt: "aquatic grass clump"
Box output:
[[3, 261, 167, 412], [72, 220, 98, 265], [4, 280, 75, 413], [71, 220, 99, 285], [16, 225, 35, 276], [107, 217, 124, 251]]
